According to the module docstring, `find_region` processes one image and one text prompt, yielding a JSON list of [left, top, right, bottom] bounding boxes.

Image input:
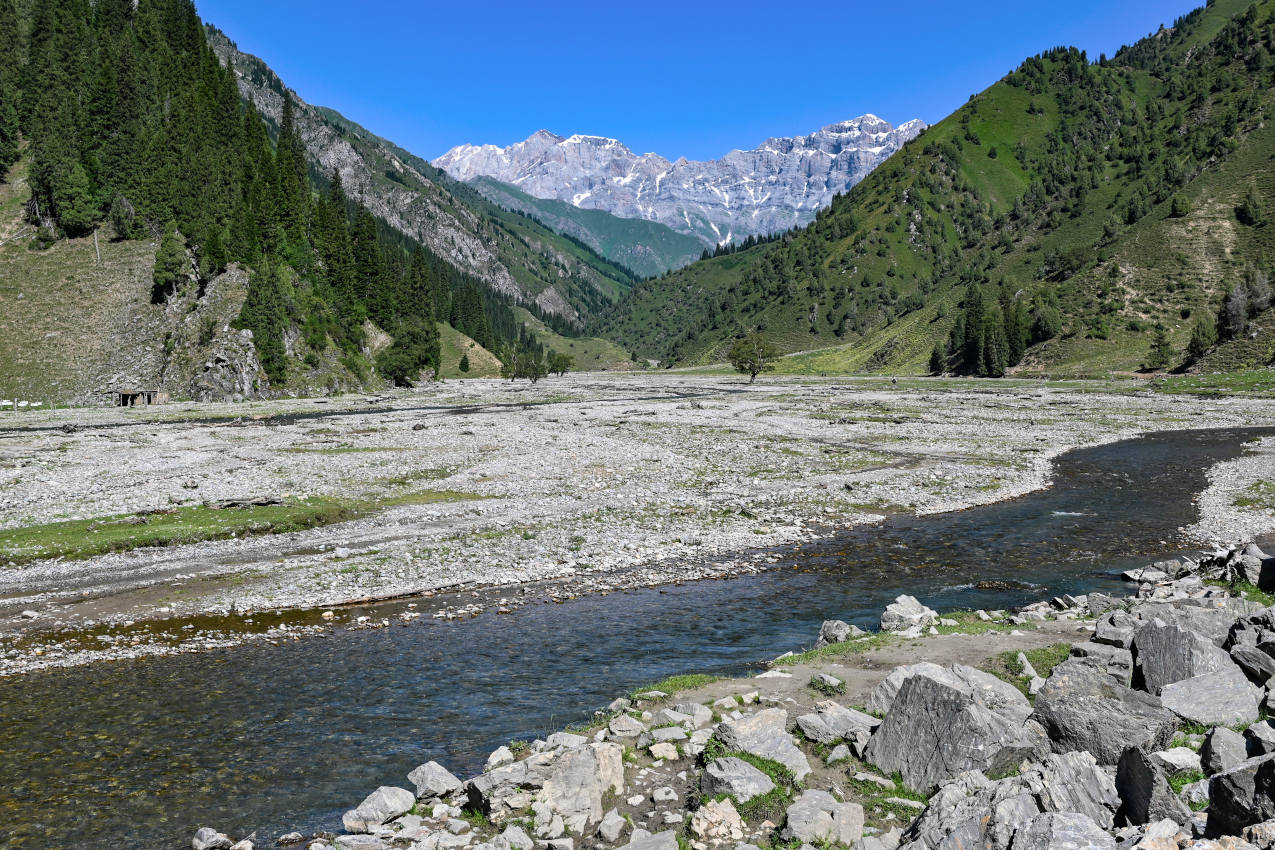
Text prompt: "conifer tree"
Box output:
[[152, 222, 187, 303]]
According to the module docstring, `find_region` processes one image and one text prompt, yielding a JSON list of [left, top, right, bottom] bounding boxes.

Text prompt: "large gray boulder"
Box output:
[[1094, 610, 1141, 648], [1159, 666, 1261, 727], [1208, 753, 1275, 837], [815, 619, 864, 648], [1132, 599, 1264, 644], [1203, 727, 1250, 776], [865, 667, 1045, 793], [880, 596, 938, 633], [1115, 746, 1191, 826], [466, 752, 559, 817], [536, 742, 625, 832], [342, 786, 416, 833], [700, 757, 775, 804], [795, 700, 880, 746], [1008, 812, 1115, 850], [1132, 621, 1235, 694], [865, 662, 947, 716], [781, 789, 864, 845], [713, 709, 811, 781], [1069, 642, 1134, 686], [408, 761, 463, 800], [896, 752, 1118, 850], [1030, 659, 1178, 765]]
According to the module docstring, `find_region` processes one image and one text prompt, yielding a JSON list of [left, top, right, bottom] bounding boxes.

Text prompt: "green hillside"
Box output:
[[469, 176, 706, 278], [596, 0, 1275, 377], [510, 307, 633, 371]]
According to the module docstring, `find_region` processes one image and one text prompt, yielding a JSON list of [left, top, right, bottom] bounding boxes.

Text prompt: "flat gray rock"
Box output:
[[865, 667, 1045, 793], [1133, 621, 1235, 694], [781, 789, 864, 845], [1031, 659, 1177, 765], [1095, 610, 1142, 649], [1008, 812, 1115, 850], [1070, 642, 1134, 686], [617, 831, 678, 850], [1231, 645, 1275, 684], [342, 786, 415, 833], [714, 708, 811, 781], [701, 757, 776, 804], [608, 715, 647, 738], [1115, 746, 1191, 826], [407, 761, 463, 800], [1159, 666, 1261, 726], [1202, 726, 1249, 775], [795, 700, 879, 745]]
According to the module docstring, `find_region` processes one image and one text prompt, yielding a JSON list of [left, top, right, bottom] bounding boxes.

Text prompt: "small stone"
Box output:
[[652, 786, 677, 803], [192, 828, 232, 850], [649, 742, 679, 761]]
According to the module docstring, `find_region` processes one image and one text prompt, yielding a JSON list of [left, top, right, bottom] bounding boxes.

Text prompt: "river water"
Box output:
[[1, 427, 1269, 849]]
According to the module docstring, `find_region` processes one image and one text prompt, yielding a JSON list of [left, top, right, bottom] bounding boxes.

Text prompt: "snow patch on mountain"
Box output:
[[435, 115, 926, 246]]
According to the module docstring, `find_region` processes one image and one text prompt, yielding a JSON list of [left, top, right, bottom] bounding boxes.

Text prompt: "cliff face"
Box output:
[[436, 116, 926, 246]]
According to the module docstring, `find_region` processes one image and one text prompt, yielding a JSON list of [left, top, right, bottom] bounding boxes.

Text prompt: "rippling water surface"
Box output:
[[1, 427, 1269, 849]]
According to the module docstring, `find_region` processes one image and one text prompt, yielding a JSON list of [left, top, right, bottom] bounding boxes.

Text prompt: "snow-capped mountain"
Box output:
[[435, 115, 926, 246]]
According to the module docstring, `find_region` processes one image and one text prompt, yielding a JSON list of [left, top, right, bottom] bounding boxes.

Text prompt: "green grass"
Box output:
[[438, 322, 503, 379], [773, 632, 895, 667], [1235, 481, 1275, 512], [979, 643, 1073, 698], [807, 675, 847, 697], [1168, 769, 1207, 795], [511, 307, 633, 371], [1206, 579, 1275, 607], [1153, 371, 1275, 398], [0, 489, 483, 565], [630, 673, 719, 699]]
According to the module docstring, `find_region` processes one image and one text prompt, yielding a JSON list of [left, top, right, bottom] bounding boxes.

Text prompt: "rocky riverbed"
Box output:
[[190, 543, 1275, 850], [3, 375, 1275, 674]]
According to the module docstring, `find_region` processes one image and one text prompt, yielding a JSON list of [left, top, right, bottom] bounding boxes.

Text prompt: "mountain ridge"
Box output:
[[434, 115, 926, 247]]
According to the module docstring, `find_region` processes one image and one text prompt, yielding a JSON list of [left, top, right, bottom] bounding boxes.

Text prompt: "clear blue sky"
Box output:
[[196, 0, 1201, 162]]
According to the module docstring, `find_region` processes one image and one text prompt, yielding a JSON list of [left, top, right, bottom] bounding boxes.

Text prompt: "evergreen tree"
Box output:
[[1146, 324, 1173, 370], [929, 343, 946, 375], [1236, 185, 1266, 226], [151, 222, 187, 303], [234, 261, 288, 385], [1187, 316, 1217, 361], [458, 353, 470, 373]]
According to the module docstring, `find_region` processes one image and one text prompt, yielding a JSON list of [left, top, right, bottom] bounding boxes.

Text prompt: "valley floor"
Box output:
[[2, 374, 1275, 673]]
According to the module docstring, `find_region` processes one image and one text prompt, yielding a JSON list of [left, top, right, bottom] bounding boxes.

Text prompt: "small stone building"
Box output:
[[112, 389, 169, 407]]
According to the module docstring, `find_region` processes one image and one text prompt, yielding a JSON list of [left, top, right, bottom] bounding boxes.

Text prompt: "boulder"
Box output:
[[1008, 812, 1115, 850], [1159, 667, 1261, 727], [671, 703, 713, 728], [1151, 747, 1202, 775], [897, 752, 1118, 850], [1115, 746, 1191, 826], [713, 709, 811, 781], [1031, 659, 1178, 765], [1232, 645, 1275, 685], [617, 832, 678, 850], [467, 752, 559, 817], [1208, 753, 1275, 837], [537, 742, 625, 832], [598, 809, 626, 844], [880, 596, 938, 633], [815, 619, 864, 648], [701, 757, 776, 804], [1203, 727, 1250, 775], [408, 761, 463, 800], [1132, 621, 1235, 694], [1095, 610, 1142, 648], [865, 667, 1045, 793], [502, 825, 534, 850], [342, 787, 415, 833], [781, 789, 864, 845], [192, 828, 233, 850], [1248, 721, 1275, 757], [1132, 599, 1264, 645], [1070, 642, 1134, 686], [608, 715, 647, 738], [795, 701, 880, 746], [545, 733, 589, 751], [865, 662, 947, 716], [689, 798, 744, 842]]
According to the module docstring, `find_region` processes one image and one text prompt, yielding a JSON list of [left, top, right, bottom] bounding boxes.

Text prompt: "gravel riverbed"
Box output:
[[3, 374, 1274, 674]]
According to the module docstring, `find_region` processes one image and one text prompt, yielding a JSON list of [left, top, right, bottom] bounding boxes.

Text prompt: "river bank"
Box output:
[[4, 375, 1275, 674], [195, 543, 1275, 850]]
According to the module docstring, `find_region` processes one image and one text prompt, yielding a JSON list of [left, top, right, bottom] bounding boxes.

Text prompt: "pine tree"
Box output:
[[234, 261, 288, 385], [1187, 317, 1217, 361], [1146, 324, 1173, 370], [151, 222, 187, 303]]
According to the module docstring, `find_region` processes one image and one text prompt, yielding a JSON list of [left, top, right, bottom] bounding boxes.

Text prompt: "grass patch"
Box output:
[[774, 631, 895, 666], [933, 610, 1027, 636], [1234, 481, 1275, 512], [0, 490, 484, 565], [979, 643, 1073, 699], [1206, 579, 1275, 607], [631, 673, 719, 699], [807, 675, 846, 697], [1168, 769, 1206, 795]]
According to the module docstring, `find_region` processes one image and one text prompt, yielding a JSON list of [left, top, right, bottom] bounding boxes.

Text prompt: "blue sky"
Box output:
[[197, 0, 1201, 162]]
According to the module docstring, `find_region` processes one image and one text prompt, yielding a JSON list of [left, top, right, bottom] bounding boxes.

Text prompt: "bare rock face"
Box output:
[[897, 752, 1118, 850], [1132, 621, 1237, 694], [1115, 746, 1191, 826], [1007, 812, 1115, 850], [435, 116, 926, 247], [1030, 659, 1178, 765], [865, 666, 1045, 793], [1208, 753, 1275, 837]]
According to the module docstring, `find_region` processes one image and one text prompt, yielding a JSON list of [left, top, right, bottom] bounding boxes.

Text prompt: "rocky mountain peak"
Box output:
[[435, 115, 926, 246]]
